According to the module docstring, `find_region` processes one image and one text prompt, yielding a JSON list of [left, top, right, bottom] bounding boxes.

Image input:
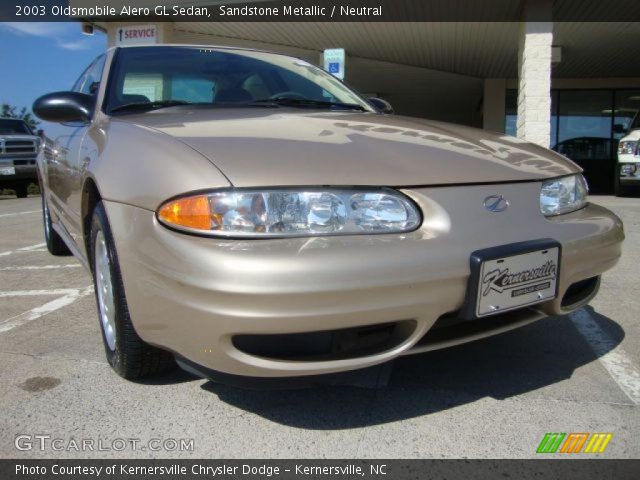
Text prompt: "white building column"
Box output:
[[516, 17, 553, 147]]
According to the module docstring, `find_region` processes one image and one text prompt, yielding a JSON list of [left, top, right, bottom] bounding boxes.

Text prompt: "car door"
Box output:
[[45, 55, 105, 248]]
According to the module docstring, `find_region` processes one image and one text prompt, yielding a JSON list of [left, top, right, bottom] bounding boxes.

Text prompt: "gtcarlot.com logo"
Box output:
[[536, 432, 612, 454], [15, 434, 194, 452]]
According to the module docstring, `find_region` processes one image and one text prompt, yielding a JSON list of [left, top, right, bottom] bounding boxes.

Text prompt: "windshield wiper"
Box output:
[[253, 97, 367, 111], [110, 100, 193, 113]]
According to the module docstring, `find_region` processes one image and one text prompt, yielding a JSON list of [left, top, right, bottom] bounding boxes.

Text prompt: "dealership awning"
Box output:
[[76, 0, 640, 157]]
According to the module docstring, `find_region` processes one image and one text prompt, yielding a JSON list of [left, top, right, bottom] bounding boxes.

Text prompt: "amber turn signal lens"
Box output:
[[158, 195, 212, 230]]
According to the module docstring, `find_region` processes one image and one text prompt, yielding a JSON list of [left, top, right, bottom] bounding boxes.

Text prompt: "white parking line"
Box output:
[[0, 210, 40, 218], [0, 288, 80, 298], [0, 286, 94, 333], [0, 264, 81, 271], [570, 308, 640, 405], [0, 242, 46, 257], [17, 243, 46, 251]]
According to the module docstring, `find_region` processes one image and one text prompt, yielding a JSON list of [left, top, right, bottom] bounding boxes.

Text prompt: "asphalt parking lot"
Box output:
[[0, 194, 638, 459]]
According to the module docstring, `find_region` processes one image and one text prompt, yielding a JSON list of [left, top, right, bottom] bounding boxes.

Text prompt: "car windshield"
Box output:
[[105, 46, 373, 114], [0, 119, 31, 135]]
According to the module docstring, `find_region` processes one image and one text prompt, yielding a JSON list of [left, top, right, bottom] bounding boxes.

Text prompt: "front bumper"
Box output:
[[620, 176, 640, 186], [0, 158, 37, 184], [618, 159, 640, 184], [104, 182, 624, 378]]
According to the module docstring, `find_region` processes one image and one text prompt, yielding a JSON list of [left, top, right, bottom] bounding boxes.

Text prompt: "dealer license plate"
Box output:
[[476, 247, 559, 317], [0, 166, 16, 175]]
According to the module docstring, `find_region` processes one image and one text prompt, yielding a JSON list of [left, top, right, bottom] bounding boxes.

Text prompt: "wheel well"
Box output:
[[81, 178, 101, 263]]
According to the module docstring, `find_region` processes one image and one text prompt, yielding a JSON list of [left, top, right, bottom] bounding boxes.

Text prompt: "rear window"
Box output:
[[0, 119, 31, 135]]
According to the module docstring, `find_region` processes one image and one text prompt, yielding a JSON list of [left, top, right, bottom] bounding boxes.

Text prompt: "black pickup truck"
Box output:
[[0, 118, 40, 198]]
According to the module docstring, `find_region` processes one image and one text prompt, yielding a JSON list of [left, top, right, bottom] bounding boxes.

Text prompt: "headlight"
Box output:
[[621, 164, 637, 176], [540, 174, 588, 216], [618, 140, 637, 155], [157, 188, 421, 237]]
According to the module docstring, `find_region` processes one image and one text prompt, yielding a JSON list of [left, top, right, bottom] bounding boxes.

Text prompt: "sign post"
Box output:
[[323, 48, 346, 80]]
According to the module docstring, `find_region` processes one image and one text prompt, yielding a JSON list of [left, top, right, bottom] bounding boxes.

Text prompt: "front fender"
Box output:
[[88, 119, 231, 212]]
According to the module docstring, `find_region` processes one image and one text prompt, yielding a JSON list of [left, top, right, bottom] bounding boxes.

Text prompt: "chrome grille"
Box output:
[[3, 139, 37, 154]]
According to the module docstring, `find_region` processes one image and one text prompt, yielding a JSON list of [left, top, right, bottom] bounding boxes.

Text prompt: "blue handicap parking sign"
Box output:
[[328, 62, 340, 74]]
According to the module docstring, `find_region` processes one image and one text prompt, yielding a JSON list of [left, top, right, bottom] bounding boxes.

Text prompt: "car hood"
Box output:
[[0, 134, 39, 139], [620, 129, 640, 141], [114, 108, 579, 187]]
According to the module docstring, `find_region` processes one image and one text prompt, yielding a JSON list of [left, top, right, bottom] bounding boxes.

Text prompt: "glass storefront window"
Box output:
[[505, 89, 518, 137], [503, 88, 640, 194], [555, 90, 612, 161], [505, 89, 640, 158], [551, 90, 558, 148]]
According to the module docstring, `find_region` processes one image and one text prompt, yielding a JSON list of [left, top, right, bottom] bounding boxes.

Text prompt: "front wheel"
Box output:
[[15, 184, 28, 198], [615, 179, 631, 197], [90, 201, 175, 379]]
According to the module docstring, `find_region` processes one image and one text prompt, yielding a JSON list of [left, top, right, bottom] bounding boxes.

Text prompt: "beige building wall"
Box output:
[[483, 79, 507, 133]]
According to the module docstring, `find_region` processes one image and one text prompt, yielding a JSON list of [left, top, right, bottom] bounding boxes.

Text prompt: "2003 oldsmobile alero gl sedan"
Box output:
[[33, 45, 624, 384]]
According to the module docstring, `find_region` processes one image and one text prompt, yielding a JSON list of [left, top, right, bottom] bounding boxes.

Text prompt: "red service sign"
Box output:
[[124, 27, 155, 39], [116, 25, 158, 45]]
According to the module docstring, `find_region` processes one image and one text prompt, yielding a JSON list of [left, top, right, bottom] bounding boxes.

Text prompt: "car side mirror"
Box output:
[[33, 91, 94, 123], [368, 97, 394, 114]]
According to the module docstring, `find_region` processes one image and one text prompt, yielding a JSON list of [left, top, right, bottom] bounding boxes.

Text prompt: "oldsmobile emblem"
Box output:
[[483, 194, 509, 213]]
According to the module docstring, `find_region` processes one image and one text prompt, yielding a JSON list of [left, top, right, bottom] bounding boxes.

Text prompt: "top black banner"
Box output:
[[3, 0, 640, 22]]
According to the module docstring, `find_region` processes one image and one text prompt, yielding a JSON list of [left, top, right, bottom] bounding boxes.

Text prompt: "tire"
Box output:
[[42, 192, 71, 256], [15, 184, 28, 198], [615, 179, 630, 197], [90, 201, 175, 379]]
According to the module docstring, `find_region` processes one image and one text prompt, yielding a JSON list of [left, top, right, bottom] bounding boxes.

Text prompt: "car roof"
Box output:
[[107, 43, 298, 59]]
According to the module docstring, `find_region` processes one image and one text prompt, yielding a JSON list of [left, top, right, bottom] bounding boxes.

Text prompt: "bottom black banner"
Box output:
[[1, 459, 639, 480]]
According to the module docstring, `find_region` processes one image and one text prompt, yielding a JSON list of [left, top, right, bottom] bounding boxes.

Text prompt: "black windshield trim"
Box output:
[[109, 100, 194, 114], [253, 97, 367, 111], [108, 101, 285, 115]]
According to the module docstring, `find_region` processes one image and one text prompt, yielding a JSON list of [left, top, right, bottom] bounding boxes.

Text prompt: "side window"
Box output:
[[275, 69, 331, 101], [75, 55, 106, 95], [171, 75, 216, 103], [123, 74, 163, 102], [242, 74, 271, 100], [71, 64, 92, 92]]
